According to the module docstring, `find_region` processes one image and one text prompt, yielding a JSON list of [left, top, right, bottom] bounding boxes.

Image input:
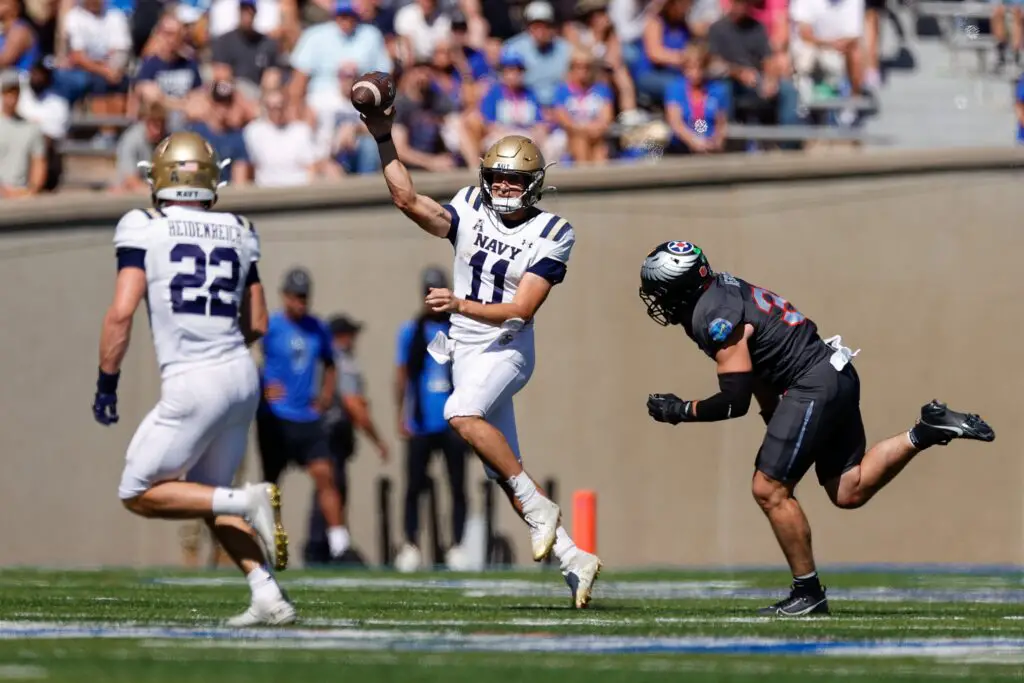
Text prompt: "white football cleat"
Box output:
[[225, 595, 297, 628], [562, 550, 602, 609], [523, 496, 561, 562], [394, 543, 423, 573], [244, 482, 288, 571]]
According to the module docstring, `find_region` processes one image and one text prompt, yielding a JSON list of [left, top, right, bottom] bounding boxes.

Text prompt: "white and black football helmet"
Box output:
[[639, 241, 714, 326]]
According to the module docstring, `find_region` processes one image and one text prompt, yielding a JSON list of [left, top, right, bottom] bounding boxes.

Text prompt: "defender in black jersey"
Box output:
[[638, 241, 995, 617]]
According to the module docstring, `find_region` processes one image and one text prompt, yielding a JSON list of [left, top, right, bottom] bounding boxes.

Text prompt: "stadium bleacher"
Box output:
[[0, 0, 916, 197]]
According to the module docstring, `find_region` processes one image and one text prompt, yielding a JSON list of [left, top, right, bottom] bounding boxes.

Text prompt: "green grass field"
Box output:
[[1, 567, 1023, 682]]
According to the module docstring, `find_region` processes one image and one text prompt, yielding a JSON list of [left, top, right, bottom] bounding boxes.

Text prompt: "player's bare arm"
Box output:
[[99, 267, 148, 375], [364, 110, 453, 239], [647, 324, 755, 425], [240, 281, 269, 345], [426, 272, 553, 325], [316, 364, 337, 413]]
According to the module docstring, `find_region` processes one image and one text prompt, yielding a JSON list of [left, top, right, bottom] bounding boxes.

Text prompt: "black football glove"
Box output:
[[93, 369, 120, 426], [647, 393, 692, 425]]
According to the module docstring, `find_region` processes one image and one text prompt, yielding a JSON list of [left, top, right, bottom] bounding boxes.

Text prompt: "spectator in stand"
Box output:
[[17, 61, 69, 142], [288, 0, 391, 144], [564, 0, 641, 122], [503, 1, 571, 108], [634, 0, 690, 105], [353, 0, 400, 62], [688, 0, 721, 37], [720, 0, 789, 67], [550, 49, 614, 163], [113, 98, 167, 193], [992, 1, 1023, 73], [52, 0, 131, 144], [188, 80, 250, 184], [244, 87, 317, 187], [610, 0, 658, 69], [467, 50, 549, 164], [133, 13, 203, 131], [22, 0, 57, 65], [395, 0, 451, 63], [428, 37, 483, 162], [0, 70, 46, 198], [479, 0, 516, 60], [328, 62, 380, 174], [708, 0, 799, 132], [664, 42, 726, 153], [392, 57, 459, 171], [210, 0, 284, 112], [445, 10, 490, 109], [206, 0, 299, 51], [0, 0, 40, 72], [789, 0, 864, 99]]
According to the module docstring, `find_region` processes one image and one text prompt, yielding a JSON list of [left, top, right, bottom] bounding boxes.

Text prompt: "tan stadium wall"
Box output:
[[2, 147, 1023, 570]]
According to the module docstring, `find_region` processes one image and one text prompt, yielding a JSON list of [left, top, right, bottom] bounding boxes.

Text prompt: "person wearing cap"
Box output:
[[287, 0, 391, 136], [0, 69, 46, 198], [305, 313, 388, 564], [502, 1, 572, 108], [467, 48, 554, 166], [187, 79, 251, 184], [256, 267, 353, 562], [392, 266, 470, 572]]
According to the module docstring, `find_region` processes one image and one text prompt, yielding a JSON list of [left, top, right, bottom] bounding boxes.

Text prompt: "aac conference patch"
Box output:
[[709, 318, 733, 343]]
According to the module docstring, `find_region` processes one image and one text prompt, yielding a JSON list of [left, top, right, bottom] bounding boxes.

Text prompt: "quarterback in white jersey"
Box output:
[[364, 108, 601, 608], [93, 132, 295, 626]]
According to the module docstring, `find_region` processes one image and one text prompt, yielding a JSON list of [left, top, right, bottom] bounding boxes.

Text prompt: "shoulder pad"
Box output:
[[231, 213, 256, 232], [538, 214, 573, 242], [453, 185, 483, 211]]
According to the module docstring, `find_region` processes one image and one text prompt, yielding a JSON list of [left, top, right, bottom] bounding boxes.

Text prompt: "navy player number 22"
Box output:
[[170, 243, 241, 318], [751, 286, 805, 327]]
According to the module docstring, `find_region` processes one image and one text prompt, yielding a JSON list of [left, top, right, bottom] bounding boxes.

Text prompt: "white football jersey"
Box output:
[[112, 205, 261, 377], [443, 185, 576, 344]]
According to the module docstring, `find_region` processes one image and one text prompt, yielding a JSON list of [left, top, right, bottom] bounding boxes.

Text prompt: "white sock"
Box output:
[[327, 526, 350, 557], [552, 526, 579, 565], [245, 566, 282, 602], [212, 487, 250, 516], [507, 472, 539, 509]]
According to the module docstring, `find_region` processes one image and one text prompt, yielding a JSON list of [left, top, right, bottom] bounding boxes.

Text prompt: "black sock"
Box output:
[[908, 423, 948, 450], [793, 571, 822, 596]]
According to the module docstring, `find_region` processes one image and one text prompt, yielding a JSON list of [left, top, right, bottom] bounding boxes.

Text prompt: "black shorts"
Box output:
[[256, 406, 331, 485], [755, 360, 867, 486]]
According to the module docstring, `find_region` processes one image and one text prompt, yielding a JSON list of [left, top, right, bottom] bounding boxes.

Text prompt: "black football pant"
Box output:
[[404, 430, 468, 547]]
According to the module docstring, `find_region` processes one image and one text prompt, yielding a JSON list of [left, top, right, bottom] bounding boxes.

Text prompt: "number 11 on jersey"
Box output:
[[465, 249, 510, 304]]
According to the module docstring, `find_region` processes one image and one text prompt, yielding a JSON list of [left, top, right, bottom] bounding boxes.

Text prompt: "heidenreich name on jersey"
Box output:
[[442, 185, 575, 344], [113, 205, 261, 378]]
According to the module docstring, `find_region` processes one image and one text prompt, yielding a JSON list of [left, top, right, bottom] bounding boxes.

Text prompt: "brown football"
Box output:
[[350, 71, 396, 115]]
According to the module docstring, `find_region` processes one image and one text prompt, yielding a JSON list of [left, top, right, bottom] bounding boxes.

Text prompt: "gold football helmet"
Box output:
[[139, 131, 228, 207], [479, 135, 552, 214]]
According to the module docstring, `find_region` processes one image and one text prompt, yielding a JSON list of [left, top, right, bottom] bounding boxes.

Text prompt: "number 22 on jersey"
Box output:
[[170, 243, 241, 318], [751, 286, 805, 326]]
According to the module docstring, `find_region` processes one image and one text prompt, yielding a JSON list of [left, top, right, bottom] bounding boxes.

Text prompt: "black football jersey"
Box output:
[[685, 272, 831, 390]]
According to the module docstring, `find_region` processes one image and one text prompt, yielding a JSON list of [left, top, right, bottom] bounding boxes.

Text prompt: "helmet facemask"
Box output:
[[479, 166, 548, 215]]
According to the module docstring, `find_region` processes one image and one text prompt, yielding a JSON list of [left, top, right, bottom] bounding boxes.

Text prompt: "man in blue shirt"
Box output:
[[256, 267, 351, 562], [392, 267, 469, 572]]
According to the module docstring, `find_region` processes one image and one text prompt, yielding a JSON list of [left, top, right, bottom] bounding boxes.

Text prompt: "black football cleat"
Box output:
[[916, 401, 996, 445], [758, 588, 830, 617]]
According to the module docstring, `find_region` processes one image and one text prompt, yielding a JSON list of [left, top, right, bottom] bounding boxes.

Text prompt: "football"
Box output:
[[350, 71, 396, 116]]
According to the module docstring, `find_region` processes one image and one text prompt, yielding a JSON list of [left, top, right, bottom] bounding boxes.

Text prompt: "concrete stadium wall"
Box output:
[[2, 148, 1022, 570]]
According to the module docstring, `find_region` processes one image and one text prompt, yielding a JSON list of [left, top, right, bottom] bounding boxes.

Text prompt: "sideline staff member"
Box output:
[[257, 267, 352, 561]]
